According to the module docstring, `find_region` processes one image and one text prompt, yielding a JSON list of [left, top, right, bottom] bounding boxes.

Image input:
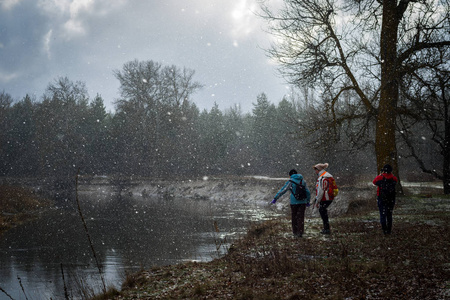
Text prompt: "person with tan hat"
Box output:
[[312, 163, 335, 234]]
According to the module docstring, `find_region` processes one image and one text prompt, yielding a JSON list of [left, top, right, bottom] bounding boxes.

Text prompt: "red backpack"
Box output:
[[323, 177, 339, 200]]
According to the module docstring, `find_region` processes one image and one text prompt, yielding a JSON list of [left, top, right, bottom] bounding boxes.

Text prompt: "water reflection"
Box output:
[[0, 188, 280, 299]]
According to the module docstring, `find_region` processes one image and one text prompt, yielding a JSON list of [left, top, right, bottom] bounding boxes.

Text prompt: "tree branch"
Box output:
[[399, 41, 450, 64]]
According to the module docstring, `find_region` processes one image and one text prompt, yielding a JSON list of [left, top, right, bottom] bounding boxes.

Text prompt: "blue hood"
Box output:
[[273, 173, 311, 204]]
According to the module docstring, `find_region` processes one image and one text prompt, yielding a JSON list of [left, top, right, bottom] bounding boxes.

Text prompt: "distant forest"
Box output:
[[0, 60, 440, 183]]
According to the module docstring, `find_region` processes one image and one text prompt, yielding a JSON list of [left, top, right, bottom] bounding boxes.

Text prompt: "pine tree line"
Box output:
[[0, 79, 317, 180]]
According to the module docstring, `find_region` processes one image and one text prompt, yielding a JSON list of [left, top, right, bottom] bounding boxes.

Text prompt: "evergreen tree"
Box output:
[[250, 93, 278, 174], [6, 95, 39, 176]]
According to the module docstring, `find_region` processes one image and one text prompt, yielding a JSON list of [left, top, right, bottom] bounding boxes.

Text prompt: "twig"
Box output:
[[17, 276, 28, 300], [75, 168, 107, 294], [0, 286, 14, 300], [60, 263, 70, 300], [213, 221, 229, 256]]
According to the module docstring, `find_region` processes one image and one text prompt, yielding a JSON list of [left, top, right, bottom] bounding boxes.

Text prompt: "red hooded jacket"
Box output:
[[373, 173, 398, 196]]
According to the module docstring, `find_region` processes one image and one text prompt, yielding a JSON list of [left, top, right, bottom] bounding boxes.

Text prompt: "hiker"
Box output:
[[270, 169, 311, 238], [312, 163, 335, 234], [373, 164, 398, 235]]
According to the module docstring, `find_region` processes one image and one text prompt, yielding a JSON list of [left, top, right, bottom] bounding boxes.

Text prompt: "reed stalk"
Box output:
[[60, 263, 70, 300], [213, 221, 229, 257], [75, 169, 107, 294], [0, 287, 14, 300], [17, 276, 28, 300]]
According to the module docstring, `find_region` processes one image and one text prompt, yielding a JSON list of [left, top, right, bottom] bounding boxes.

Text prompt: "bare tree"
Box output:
[[36, 77, 90, 179], [260, 0, 450, 184], [398, 64, 450, 192], [113, 60, 203, 176]]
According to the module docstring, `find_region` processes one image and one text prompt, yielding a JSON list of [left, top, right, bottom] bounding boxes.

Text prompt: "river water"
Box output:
[[0, 186, 281, 299]]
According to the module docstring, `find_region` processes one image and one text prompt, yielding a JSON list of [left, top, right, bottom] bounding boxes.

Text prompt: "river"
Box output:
[[0, 184, 282, 300]]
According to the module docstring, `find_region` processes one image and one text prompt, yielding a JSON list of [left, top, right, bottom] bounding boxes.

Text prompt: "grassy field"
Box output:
[[108, 193, 449, 300]]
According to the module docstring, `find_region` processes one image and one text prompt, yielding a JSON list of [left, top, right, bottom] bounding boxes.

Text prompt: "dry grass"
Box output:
[[0, 185, 52, 235], [113, 194, 450, 300]]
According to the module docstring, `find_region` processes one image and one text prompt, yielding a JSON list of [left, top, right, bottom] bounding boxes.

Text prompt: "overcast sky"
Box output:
[[0, 0, 289, 113]]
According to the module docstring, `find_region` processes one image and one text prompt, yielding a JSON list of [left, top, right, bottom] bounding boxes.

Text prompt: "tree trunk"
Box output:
[[377, 0, 402, 192], [377, 1, 399, 169], [444, 116, 450, 194]]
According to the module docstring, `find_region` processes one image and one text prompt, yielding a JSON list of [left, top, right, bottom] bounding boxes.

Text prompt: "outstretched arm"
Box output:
[[272, 180, 292, 203]]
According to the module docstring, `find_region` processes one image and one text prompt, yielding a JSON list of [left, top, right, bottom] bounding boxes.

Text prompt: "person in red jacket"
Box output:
[[373, 164, 398, 235]]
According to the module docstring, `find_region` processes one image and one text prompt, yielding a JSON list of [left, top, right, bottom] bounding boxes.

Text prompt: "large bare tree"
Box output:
[[260, 0, 450, 186]]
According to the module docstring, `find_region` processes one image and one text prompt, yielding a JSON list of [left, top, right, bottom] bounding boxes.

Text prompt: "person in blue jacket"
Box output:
[[271, 169, 311, 237]]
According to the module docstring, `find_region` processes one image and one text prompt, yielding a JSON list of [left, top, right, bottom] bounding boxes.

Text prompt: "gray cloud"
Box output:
[[0, 0, 287, 112]]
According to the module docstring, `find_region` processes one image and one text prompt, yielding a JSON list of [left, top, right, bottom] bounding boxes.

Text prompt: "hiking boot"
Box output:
[[320, 229, 331, 235]]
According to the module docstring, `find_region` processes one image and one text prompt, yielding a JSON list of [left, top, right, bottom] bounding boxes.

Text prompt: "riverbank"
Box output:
[[110, 194, 449, 300], [0, 174, 358, 241], [0, 185, 52, 236]]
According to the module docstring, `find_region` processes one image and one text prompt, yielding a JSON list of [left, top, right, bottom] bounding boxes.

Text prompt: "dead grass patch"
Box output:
[[0, 185, 52, 235]]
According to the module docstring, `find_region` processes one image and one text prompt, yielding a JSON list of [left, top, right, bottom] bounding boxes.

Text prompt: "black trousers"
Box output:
[[290, 204, 306, 236], [319, 200, 333, 230], [377, 197, 395, 233]]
